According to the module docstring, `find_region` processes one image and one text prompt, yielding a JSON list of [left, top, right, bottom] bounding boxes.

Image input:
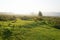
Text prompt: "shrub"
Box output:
[[9, 16, 16, 21], [53, 24, 60, 29], [20, 16, 31, 20], [33, 17, 43, 22], [2, 29, 12, 40], [0, 15, 16, 21]]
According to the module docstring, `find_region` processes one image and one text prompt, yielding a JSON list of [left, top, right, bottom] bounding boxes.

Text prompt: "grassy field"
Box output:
[[0, 15, 60, 40]]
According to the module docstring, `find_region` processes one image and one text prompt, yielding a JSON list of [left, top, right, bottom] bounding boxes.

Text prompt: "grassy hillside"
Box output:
[[0, 15, 60, 40]]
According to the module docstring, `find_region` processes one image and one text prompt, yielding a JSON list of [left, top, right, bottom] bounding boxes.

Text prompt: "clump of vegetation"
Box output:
[[20, 16, 32, 21], [38, 11, 42, 16], [0, 15, 16, 21], [53, 24, 60, 29], [1, 28, 12, 40]]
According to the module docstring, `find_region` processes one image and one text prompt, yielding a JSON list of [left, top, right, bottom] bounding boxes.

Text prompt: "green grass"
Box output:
[[0, 16, 60, 40]]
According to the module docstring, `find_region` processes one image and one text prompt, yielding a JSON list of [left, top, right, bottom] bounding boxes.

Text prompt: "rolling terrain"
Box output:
[[0, 15, 60, 40]]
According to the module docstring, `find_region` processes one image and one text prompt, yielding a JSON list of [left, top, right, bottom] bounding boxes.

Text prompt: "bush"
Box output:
[[33, 17, 43, 22], [0, 15, 16, 21], [2, 29, 12, 40], [53, 24, 60, 29], [20, 16, 31, 20]]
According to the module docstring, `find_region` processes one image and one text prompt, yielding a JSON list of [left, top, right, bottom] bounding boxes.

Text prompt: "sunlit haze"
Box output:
[[0, 0, 60, 15]]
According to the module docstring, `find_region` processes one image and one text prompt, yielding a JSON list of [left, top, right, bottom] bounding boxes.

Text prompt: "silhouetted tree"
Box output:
[[38, 11, 42, 16]]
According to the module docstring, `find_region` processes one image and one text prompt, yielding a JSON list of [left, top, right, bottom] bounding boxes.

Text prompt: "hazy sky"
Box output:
[[0, 0, 60, 14]]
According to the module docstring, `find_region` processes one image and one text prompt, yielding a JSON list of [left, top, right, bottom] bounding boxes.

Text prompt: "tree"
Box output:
[[38, 11, 42, 16]]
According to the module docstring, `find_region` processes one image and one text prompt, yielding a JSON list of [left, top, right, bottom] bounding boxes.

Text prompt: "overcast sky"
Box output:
[[0, 0, 60, 14]]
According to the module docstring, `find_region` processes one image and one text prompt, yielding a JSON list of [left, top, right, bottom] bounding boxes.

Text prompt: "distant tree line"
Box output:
[[0, 15, 16, 21]]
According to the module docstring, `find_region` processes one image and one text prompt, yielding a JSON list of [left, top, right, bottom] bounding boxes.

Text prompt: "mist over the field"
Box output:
[[43, 12, 60, 17]]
